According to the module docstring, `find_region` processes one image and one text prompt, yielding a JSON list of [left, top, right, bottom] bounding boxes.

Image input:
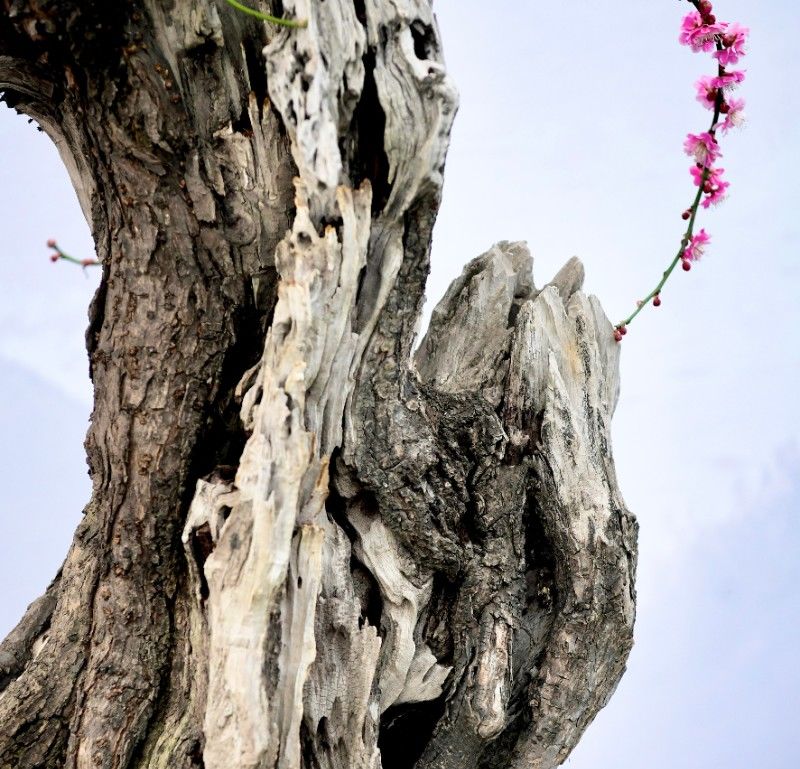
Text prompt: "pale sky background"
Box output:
[[1, 1, 798, 767]]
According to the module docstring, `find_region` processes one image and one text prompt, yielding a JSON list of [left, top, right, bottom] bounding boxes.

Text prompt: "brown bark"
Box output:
[[0, 3, 637, 769]]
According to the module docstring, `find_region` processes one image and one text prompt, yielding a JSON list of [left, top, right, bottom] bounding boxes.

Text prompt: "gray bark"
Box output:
[[0, 2, 637, 769]]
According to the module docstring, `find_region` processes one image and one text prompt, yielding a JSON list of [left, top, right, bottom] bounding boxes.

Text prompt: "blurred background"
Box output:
[[1, 1, 798, 766]]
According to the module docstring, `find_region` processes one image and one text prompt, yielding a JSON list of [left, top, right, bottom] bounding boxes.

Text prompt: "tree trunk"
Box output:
[[0, 3, 637, 768]]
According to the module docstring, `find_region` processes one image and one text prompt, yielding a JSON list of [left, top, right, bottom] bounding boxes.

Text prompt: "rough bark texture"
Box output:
[[0, 3, 637, 769]]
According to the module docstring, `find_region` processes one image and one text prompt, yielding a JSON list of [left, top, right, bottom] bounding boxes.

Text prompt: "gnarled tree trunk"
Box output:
[[0, 2, 637, 768]]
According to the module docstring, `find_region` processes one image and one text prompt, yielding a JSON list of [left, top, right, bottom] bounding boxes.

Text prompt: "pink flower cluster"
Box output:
[[682, 229, 711, 265], [690, 164, 729, 208], [681, 1, 747, 234]]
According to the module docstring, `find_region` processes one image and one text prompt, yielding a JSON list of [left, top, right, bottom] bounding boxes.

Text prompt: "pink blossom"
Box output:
[[689, 166, 729, 207], [682, 229, 711, 262], [702, 167, 729, 208], [683, 132, 721, 166], [713, 70, 746, 91], [680, 10, 725, 52], [695, 75, 719, 109], [719, 97, 746, 133], [715, 23, 749, 66]]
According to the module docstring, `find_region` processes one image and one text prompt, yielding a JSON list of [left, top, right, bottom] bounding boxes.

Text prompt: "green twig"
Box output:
[[48, 241, 100, 269], [222, 0, 308, 28], [617, 170, 708, 328]]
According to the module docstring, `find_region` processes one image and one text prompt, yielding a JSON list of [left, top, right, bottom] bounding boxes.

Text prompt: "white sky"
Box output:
[[1, 1, 798, 766]]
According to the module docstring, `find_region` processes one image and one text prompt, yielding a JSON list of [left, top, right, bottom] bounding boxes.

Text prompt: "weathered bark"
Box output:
[[0, 3, 637, 769]]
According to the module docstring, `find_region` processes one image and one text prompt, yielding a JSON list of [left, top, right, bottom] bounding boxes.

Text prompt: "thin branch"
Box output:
[[222, 0, 308, 28]]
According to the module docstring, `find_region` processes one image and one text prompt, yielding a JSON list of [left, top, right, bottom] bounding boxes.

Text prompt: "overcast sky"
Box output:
[[1, 1, 798, 766]]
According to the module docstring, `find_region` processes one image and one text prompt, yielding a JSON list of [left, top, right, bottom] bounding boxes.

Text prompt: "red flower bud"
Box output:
[[49, 253, 60, 263], [47, 238, 57, 249], [682, 259, 692, 272], [614, 329, 623, 343], [681, 210, 691, 221], [653, 295, 662, 307]]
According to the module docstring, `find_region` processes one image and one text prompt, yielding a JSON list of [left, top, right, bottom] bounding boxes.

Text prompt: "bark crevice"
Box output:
[[0, 571, 62, 693]]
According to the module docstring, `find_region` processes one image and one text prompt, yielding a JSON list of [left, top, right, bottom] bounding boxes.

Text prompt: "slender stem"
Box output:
[[222, 0, 308, 28], [617, 174, 707, 328], [55, 250, 84, 265]]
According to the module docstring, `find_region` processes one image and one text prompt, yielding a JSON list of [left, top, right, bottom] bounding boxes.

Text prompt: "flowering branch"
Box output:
[[47, 239, 99, 270], [614, 0, 747, 341], [222, 0, 308, 29]]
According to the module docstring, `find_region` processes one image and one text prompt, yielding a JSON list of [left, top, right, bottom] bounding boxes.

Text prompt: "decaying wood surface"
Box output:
[[0, 2, 637, 768]]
